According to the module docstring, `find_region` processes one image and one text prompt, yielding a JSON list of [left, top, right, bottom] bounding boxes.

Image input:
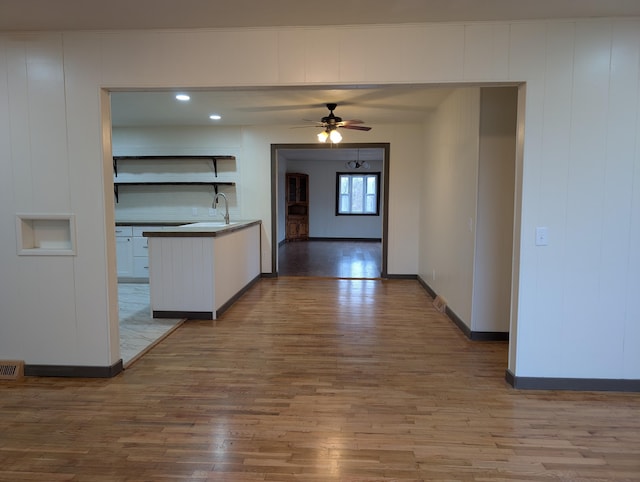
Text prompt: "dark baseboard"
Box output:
[[117, 277, 148, 284], [386, 273, 418, 280], [216, 274, 261, 318], [261, 272, 278, 278], [307, 237, 382, 242], [418, 275, 508, 342], [278, 239, 286, 247], [506, 369, 640, 392], [444, 305, 473, 338], [469, 331, 509, 341], [154, 310, 213, 320], [417, 276, 437, 298], [25, 359, 123, 378], [154, 275, 262, 321]]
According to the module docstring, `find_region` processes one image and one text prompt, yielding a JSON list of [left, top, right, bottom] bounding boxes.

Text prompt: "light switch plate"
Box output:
[[535, 226, 549, 246]]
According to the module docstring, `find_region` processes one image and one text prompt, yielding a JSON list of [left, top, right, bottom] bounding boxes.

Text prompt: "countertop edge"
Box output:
[[143, 220, 261, 238]]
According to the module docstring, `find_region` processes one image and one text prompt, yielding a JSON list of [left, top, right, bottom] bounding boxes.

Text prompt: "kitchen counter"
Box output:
[[144, 220, 262, 320], [142, 220, 261, 237]]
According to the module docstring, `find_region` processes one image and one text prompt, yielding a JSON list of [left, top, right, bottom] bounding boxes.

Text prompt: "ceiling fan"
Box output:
[[311, 103, 372, 143]]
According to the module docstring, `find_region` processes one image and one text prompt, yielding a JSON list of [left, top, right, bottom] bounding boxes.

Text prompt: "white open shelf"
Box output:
[[16, 214, 77, 256]]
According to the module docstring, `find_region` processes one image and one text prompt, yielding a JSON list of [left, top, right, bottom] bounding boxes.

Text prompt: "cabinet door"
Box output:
[[133, 257, 150, 278], [298, 176, 307, 202], [288, 176, 298, 202], [116, 236, 134, 277], [287, 221, 299, 238]]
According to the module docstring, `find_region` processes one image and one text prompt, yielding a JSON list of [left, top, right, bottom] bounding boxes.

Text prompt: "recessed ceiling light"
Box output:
[[175, 94, 190, 101], [209, 114, 222, 120]]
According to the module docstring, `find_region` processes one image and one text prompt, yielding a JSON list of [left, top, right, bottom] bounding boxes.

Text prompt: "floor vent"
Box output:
[[0, 361, 24, 380]]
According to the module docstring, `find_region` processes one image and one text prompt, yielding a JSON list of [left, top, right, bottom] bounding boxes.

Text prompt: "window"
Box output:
[[336, 172, 380, 215]]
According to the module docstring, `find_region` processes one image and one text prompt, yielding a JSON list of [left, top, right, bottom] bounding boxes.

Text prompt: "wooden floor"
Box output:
[[278, 240, 382, 278], [1, 278, 640, 481]]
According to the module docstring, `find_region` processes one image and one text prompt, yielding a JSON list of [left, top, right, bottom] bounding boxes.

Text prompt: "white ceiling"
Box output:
[[110, 86, 457, 127], [1, 0, 639, 31]]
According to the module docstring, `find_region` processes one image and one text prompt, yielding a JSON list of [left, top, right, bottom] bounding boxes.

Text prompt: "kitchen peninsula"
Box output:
[[143, 220, 261, 320]]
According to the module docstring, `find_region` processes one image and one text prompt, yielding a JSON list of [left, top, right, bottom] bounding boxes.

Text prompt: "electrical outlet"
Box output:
[[191, 207, 198, 216], [208, 208, 217, 217]]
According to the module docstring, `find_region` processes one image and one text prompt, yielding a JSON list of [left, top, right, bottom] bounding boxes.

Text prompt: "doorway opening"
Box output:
[[271, 143, 390, 279], [101, 84, 521, 376]]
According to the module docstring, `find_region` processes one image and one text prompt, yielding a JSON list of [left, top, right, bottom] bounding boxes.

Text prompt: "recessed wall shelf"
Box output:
[[16, 214, 77, 256]]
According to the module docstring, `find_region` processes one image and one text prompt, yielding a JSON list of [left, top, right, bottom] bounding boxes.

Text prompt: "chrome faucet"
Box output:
[[213, 192, 230, 224]]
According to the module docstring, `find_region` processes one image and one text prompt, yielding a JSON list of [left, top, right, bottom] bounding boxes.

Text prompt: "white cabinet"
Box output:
[[132, 227, 153, 279], [116, 225, 160, 281], [115, 226, 133, 278]]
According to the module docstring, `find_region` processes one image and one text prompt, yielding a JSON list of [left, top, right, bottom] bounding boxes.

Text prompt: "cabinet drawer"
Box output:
[[115, 226, 133, 236], [133, 236, 149, 256]]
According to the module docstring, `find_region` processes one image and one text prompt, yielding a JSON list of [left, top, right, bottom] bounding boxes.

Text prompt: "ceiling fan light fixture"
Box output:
[[314, 103, 371, 144], [329, 129, 342, 143], [345, 159, 370, 169]]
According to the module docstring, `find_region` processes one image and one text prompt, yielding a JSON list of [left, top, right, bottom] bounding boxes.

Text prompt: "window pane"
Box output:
[[351, 177, 364, 212], [365, 194, 376, 213], [340, 176, 350, 194], [340, 194, 350, 213], [366, 176, 376, 194]]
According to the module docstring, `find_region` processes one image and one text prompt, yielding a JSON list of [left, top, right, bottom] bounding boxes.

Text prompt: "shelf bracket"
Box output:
[[113, 158, 118, 177], [211, 158, 218, 177], [114, 184, 119, 203]]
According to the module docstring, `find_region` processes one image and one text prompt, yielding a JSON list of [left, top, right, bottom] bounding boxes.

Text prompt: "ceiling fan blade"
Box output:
[[339, 119, 365, 125], [341, 125, 372, 131]]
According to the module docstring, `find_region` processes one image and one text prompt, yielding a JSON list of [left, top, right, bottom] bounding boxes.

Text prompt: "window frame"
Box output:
[[335, 171, 381, 216]]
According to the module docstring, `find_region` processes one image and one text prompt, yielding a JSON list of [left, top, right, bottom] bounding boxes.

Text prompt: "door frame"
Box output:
[[270, 142, 390, 277]]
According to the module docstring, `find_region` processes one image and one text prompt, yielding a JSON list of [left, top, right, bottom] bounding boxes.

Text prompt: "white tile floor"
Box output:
[[118, 283, 184, 367]]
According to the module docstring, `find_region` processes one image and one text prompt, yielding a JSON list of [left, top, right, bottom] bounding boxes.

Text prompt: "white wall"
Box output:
[[284, 158, 384, 239], [419, 86, 517, 334], [112, 126, 243, 223], [472, 87, 517, 333], [509, 21, 640, 379], [1, 19, 639, 382], [419, 88, 481, 324]]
